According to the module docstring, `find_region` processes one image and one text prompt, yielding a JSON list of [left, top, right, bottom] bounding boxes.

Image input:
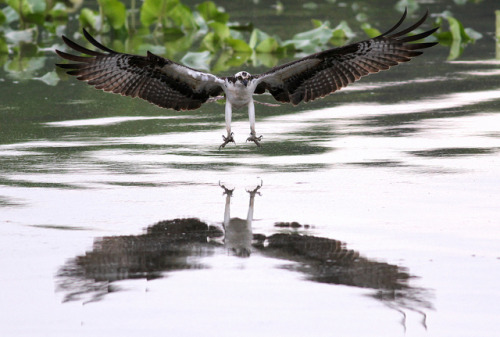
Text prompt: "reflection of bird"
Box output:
[[220, 181, 262, 257], [56, 9, 437, 149]]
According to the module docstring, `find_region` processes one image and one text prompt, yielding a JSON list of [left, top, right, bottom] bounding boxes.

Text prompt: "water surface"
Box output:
[[0, 1, 499, 336]]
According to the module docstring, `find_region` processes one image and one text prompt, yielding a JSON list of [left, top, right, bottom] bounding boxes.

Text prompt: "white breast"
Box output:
[[223, 80, 257, 109]]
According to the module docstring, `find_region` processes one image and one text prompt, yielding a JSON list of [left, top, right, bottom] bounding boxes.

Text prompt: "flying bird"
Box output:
[[56, 9, 437, 149]]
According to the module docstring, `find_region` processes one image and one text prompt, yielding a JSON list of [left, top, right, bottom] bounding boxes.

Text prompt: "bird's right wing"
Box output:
[[56, 29, 225, 111]]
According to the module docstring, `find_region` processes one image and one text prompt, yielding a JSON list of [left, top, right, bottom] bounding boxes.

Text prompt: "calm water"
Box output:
[[1, 1, 499, 336]]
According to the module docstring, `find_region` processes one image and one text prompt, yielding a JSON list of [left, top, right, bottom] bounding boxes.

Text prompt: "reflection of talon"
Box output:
[[246, 180, 263, 196], [219, 181, 234, 196], [219, 132, 235, 150], [246, 133, 263, 147]]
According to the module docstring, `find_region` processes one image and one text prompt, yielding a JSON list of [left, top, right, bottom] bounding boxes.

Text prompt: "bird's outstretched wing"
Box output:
[[56, 30, 225, 111], [253, 9, 438, 105]]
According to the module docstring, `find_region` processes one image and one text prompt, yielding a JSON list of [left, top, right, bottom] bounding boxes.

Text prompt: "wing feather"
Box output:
[[56, 30, 225, 111], [254, 9, 438, 105]]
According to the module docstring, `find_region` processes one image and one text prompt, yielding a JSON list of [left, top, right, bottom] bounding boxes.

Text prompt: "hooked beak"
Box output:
[[242, 79, 248, 87]]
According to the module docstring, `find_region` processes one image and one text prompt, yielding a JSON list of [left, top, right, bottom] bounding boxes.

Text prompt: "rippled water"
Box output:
[[1, 1, 499, 336]]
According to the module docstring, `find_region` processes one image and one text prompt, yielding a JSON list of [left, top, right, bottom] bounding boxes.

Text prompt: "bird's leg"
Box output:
[[219, 102, 235, 150], [246, 99, 262, 147], [219, 181, 234, 231]]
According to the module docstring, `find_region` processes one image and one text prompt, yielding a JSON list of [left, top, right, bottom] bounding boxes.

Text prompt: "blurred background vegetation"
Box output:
[[0, 0, 486, 86]]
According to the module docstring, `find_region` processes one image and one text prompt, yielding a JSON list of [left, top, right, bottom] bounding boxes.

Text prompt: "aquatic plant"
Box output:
[[0, 0, 482, 77]]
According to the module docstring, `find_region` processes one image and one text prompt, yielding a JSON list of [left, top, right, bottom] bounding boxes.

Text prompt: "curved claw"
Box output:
[[219, 181, 234, 196], [246, 179, 263, 196], [219, 132, 235, 150], [246, 134, 263, 147]]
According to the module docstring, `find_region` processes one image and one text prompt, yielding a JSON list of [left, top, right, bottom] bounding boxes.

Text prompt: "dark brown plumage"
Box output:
[[56, 30, 224, 111], [253, 9, 438, 105], [56, 9, 437, 147], [56, 9, 437, 111]]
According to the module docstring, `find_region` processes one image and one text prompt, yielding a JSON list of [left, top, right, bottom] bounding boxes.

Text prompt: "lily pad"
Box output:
[[100, 0, 127, 30], [197, 1, 229, 24], [180, 50, 212, 71]]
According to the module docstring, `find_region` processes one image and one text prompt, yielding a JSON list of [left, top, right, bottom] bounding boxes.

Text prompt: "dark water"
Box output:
[[1, 1, 499, 336]]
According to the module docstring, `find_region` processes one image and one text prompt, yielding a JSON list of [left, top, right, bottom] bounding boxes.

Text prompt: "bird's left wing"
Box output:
[[253, 9, 438, 105], [56, 29, 225, 111]]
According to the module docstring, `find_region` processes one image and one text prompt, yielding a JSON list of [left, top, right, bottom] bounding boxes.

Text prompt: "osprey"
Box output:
[[56, 9, 437, 149]]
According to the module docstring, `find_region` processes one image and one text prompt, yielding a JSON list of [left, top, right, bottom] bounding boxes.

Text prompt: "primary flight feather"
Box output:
[[56, 9, 438, 149]]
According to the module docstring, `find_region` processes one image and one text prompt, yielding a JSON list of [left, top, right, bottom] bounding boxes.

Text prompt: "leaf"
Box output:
[[164, 31, 197, 58], [5, 28, 36, 43], [249, 28, 271, 49], [6, 0, 46, 25], [79, 8, 99, 30], [163, 28, 185, 41], [197, 1, 229, 23], [211, 50, 249, 73], [209, 21, 230, 41], [200, 32, 218, 52], [0, 9, 6, 25], [136, 44, 166, 56], [100, 0, 127, 30], [180, 51, 212, 71], [169, 4, 196, 29], [0, 35, 8, 54], [448, 16, 465, 41], [448, 38, 463, 60], [5, 56, 45, 80], [251, 52, 279, 68], [293, 25, 333, 44], [35, 71, 60, 86], [334, 21, 355, 39], [284, 24, 334, 53], [361, 23, 381, 38], [48, 2, 68, 22], [311, 19, 324, 28], [464, 27, 482, 41], [226, 38, 252, 53], [141, 0, 179, 27], [256, 37, 279, 53], [434, 31, 453, 45], [2, 6, 19, 24]]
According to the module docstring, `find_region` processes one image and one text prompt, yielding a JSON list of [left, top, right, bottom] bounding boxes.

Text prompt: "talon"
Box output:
[[246, 134, 263, 147], [219, 132, 235, 150], [219, 181, 234, 196], [246, 181, 263, 196]]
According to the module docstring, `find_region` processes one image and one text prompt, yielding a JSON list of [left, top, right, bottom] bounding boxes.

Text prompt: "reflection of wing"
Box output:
[[258, 233, 410, 289], [57, 219, 223, 302], [56, 30, 225, 111], [254, 9, 438, 105], [57, 217, 431, 314]]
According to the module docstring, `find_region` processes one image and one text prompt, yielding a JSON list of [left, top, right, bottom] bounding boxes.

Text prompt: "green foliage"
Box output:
[[180, 50, 212, 71], [100, 0, 126, 30], [434, 11, 483, 60], [0, 0, 482, 80], [0, 9, 6, 25], [141, 0, 179, 27], [197, 1, 228, 24], [361, 23, 381, 38], [283, 24, 335, 53], [79, 8, 99, 30], [0, 34, 8, 54], [6, 0, 46, 26]]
